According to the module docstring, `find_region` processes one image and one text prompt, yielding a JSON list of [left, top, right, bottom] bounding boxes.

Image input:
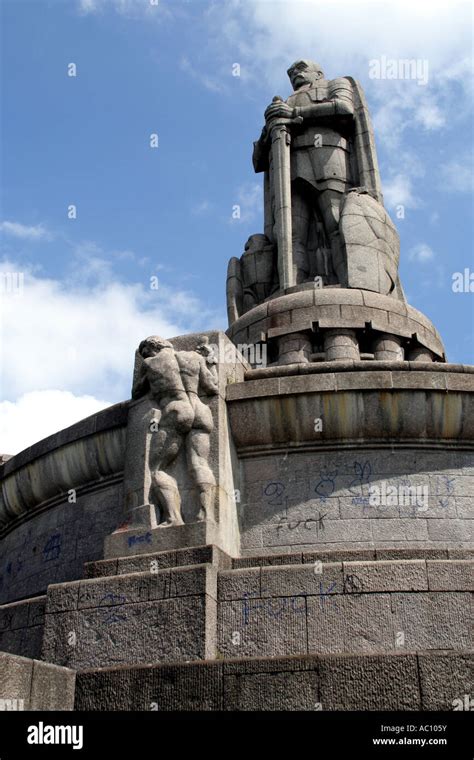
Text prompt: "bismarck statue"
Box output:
[[229, 59, 401, 302], [0, 55, 471, 716], [227, 59, 444, 365]]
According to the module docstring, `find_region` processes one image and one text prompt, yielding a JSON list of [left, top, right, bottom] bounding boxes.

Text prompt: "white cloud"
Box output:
[[207, 0, 473, 182], [231, 182, 263, 223], [0, 391, 110, 456], [212, 0, 473, 89], [439, 158, 474, 194], [191, 200, 212, 216], [78, 0, 165, 18], [414, 102, 445, 130], [0, 221, 52, 241], [180, 57, 226, 95], [0, 259, 221, 407], [383, 173, 419, 210], [79, 0, 97, 11], [409, 243, 435, 263], [67, 241, 141, 286]]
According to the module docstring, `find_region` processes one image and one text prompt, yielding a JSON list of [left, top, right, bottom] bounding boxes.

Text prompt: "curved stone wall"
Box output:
[[227, 363, 474, 554], [0, 404, 128, 604]]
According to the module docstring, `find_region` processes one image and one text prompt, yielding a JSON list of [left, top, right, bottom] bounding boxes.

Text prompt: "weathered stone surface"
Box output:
[[428, 519, 472, 542], [318, 653, 420, 710], [218, 568, 260, 600], [376, 548, 447, 560], [30, 659, 76, 711], [42, 566, 218, 669], [47, 582, 81, 613], [0, 429, 126, 536], [426, 560, 473, 591], [232, 445, 474, 555], [85, 558, 119, 579], [372, 519, 429, 542], [77, 661, 223, 711], [261, 563, 344, 596], [0, 650, 32, 704], [43, 596, 216, 670], [234, 552, 304, 568], [74, 651, 468, 711], [418, 652, 474, 710], [307, 593, 393, 654], [342, 560, 428, 592], [223, 667, 319, 711], [0, 652, 74, 710], [226, 378, 280, 400], [390, 592, 471, 650], [226, 288, 446, 365], [104, 521, 221, 558], [0, 482, 124, 605], [218, 596, 307, 658], [87, 544, 232, 578]]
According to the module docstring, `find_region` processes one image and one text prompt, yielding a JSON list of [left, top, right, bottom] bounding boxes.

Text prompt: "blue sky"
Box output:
[[1, 0, 473, 453]]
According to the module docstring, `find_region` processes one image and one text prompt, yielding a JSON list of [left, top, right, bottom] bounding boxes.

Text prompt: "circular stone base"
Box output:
[[226, 363, 474, 554], [226, 287, 445, 364]]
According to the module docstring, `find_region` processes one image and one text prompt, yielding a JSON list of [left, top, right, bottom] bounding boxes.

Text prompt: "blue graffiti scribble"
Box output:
[[43, 533, 61, 561], [349, 461, 372, 497], [318, 580, 338, 610], [127, 532, 152, 548], [314, 469, 337, 501]]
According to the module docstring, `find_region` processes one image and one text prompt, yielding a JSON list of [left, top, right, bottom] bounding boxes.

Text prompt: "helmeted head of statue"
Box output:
[[287, 60, 324, 91]]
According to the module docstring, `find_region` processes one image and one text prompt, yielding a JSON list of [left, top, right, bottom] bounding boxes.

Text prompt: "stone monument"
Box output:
[[0, 60, 472, 712]]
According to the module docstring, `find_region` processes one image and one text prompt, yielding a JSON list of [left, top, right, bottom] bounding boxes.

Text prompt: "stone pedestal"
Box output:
[[227, 287, 445, 368]]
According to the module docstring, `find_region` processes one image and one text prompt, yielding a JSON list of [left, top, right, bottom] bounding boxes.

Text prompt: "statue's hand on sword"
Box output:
[[264, 96, 303, 126]]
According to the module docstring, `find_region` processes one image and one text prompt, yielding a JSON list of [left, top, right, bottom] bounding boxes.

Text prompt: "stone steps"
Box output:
[[2, 546, 471, 677], [84, 543, 231, 579], [32, 553, 473, 671], [74, 650, 473, 711], [84, 542, 474, 579]]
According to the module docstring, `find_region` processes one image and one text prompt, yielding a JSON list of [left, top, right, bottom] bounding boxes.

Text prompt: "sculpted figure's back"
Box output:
[[132, 336, 218, 527]]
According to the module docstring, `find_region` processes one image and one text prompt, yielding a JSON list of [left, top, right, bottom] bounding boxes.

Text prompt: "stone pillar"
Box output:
[[407, 346, 434, 362], [373, 333, 404, 361], [323, 329, 359, 361], [278, 332, 312, 364]]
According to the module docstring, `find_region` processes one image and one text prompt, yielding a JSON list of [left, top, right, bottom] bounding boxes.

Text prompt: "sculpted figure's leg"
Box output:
[[290, 188, 310, 284], [186, 400, 215, 522], [149, 426, 183, 527], [318, 188, 346, 283], [149, 399, 194, 527], [318, 188, 342, 235]]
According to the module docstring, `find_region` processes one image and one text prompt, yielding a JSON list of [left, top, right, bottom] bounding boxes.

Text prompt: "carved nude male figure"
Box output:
[[132, 336, 218, 527]]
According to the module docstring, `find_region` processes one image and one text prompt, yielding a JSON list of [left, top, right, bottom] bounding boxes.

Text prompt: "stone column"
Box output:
[[323, 329, 359, 361], [407, 346, 434, 362], [373, 333, 404, 361], [278, 332, 312, 364]]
